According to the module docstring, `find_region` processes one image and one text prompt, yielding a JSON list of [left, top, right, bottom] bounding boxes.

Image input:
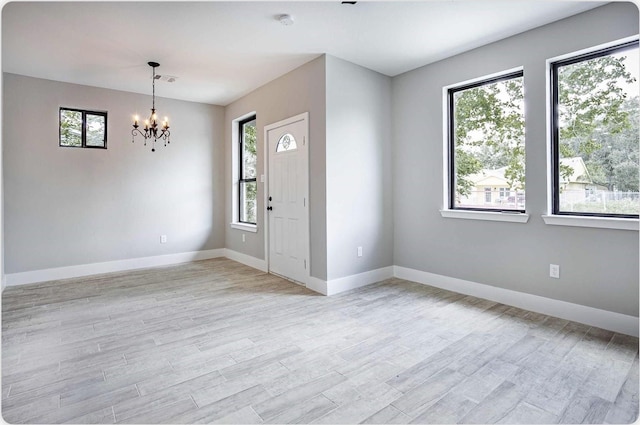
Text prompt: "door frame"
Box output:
[[263, 112, 310, 286]]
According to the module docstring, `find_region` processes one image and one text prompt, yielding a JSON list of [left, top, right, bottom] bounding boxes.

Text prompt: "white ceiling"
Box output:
[[2, 1, 605, 106]]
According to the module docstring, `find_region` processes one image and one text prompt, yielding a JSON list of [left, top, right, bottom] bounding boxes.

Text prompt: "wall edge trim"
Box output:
[[223, 249, 268, 272], [5, 249, 226, 287], [394, 265, 639, 337], [307, 276, 328, 295], [307, 266, 395, 296], [6, 255, 636, 337]]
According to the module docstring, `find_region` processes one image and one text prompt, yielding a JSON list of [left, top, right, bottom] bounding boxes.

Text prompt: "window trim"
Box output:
[[549, 39, 639, 220], [440, 209, 530, 223], [541, 214, 638, 231], [59, 107, 107, 149], [445, 68, 526, 215]]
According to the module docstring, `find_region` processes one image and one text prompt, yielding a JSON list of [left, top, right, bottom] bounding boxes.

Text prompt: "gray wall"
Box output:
[[3, 73, 226, 273], [224, 56, 328, 280], [392, 2, 639, 316], [325, 55, 393, 280]]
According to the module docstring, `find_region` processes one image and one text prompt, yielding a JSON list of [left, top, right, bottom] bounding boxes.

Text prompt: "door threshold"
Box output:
[[269, 271, 305, 287]]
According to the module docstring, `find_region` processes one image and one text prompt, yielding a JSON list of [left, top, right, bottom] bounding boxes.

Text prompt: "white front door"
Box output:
[[266, 113, 309, 285]]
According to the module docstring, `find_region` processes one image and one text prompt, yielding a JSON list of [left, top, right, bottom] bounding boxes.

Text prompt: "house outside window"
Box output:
[[551, 40, 639, 218], [447, 70, 526, 212]]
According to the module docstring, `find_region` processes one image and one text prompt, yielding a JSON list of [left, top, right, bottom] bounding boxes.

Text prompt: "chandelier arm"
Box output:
[[132, 128, 146, 140]]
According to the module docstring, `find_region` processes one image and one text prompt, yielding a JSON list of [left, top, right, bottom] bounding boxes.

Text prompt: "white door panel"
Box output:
[[266, 114, 309, 285]]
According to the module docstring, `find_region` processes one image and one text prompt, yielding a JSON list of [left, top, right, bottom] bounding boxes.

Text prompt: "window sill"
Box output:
[[440, 209, 530, 223], [230, 222, 258, 233], [541, 215, 639, 231]]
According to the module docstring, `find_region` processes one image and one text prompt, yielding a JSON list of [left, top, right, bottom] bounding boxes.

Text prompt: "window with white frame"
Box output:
[[551, 40, 639, 218], [447, 70, 526, 212]]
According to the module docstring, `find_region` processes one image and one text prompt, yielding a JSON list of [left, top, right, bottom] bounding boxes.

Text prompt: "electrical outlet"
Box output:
[[550, 264, 560, 279], [242, 234, 246, 243], [160, 235, 167, 244], [357, 246, 363, 257]]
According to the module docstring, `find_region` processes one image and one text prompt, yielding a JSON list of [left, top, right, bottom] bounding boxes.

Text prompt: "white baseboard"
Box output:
[[4, 249, 266, 288], [5, 251, 636, 337], [306, 266, 394, 296], [306, 276, 328, 295], [327, 266, 395, 296], [394, 266, 639, 337], [5, 249, 225, 287], [223, 249, 268, 272]]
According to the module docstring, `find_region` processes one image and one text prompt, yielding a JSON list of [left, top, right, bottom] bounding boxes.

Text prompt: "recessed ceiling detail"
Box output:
[[277, 14, 294, 26]]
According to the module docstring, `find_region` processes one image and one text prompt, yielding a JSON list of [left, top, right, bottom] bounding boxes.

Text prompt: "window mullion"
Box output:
[[238, 121, 244, 223], [81, 111, 87, 147]]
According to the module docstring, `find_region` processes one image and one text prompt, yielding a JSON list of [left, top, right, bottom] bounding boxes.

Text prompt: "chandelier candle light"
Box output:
[[132, 61, 171, 152]]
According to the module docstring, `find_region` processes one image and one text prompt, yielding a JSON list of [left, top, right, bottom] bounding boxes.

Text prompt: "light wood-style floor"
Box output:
[[2, 258, 638, 424]]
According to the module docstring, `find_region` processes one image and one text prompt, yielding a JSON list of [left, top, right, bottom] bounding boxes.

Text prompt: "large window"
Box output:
[[239, 116, 257, 224], [448, 71, 525, 212], [59, 108, 107, 149], [551, 41, 639, 218]]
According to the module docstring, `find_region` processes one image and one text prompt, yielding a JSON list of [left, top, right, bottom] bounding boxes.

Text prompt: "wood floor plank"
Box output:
[[113, 388, 195, 423], [409, 391, 476, 424], [2, 258, 637, 424], [1, 393, 60, 423], [212, 405, 264, 424], [312, 395, 390, 424], [557, 391, 611, 424], [135, 365, 225, 397], [497, 401, 558, 424], [191, 363, 288, 408], [605, 356, 639, 424], [29, 385, 139, 424], [391, 367, 466, 416], [252, 372, 346, 420], [459, 381, 526, 423], [362, 404, 411, 424], [171, 384, 271, 424], [119, 398, 198, 424], [67, 407, 115, 424], [266, 394, 336, 424]]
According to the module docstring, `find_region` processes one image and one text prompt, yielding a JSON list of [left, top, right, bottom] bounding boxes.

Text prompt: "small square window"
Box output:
[[59, 108, 107, 149]]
